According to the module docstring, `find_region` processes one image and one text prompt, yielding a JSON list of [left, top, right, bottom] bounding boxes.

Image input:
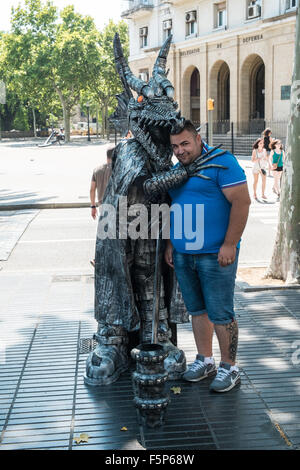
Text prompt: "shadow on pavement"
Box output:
[[0, 190, 56, 207]]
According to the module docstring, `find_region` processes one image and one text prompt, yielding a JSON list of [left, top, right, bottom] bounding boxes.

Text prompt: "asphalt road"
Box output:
[[1, 208, 97, 274], [239, 197, 280, 267], [0, 138, 280, 270], [0, 200, 279, 275], [239, 160, 280, 267], [0, 138, 112, 207]]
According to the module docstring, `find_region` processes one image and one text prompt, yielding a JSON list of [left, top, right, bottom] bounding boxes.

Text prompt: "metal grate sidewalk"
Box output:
[[0, 274, 300, 450]]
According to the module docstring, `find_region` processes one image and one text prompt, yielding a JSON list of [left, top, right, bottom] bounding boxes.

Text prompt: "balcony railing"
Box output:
[[121, 0, 154, 18]]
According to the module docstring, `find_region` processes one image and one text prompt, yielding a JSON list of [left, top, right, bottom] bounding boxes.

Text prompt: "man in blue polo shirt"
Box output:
[[164, 120, 251, 392]]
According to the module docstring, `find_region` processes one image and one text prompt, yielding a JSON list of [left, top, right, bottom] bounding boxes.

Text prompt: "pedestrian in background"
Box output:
[[262, 128, 273, 177], [251, 138, 268, 200], [270, 140, 285, 198], [89, 145, 114, 266]]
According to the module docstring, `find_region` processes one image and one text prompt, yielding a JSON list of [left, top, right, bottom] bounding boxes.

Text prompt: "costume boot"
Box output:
[[155, 320, 186, 381], [84, 324, 129, 386]]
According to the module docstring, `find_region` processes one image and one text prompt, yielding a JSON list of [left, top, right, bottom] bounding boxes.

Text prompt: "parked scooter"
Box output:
[[38, 128, 65, 147]]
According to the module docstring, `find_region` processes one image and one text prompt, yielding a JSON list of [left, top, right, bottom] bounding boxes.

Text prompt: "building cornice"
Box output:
[[121, 1, 154, 19], [143, 46, 161, 53], [127, 6, 296, 63], [262, 8, 297, 23]]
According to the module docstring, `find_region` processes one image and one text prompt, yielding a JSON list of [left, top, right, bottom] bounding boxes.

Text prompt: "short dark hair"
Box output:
[[106, 145, 115, 160], [252, 138, 263, 150], [170, 119, 198, 137]]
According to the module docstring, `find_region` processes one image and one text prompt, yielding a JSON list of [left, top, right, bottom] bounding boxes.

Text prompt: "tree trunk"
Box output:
[[55, 87, 71, 142], [96, 105, 99, 138], [64, 106, 71, 143], [267, 12, 300, 284], [105, 105, 110, 140], [101, 107, 105, 139], [60, 103, 71, 142], [32, 107, 37, 138]]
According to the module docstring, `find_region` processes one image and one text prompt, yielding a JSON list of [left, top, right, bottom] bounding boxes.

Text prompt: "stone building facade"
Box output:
[[121, 0, 298, 128]]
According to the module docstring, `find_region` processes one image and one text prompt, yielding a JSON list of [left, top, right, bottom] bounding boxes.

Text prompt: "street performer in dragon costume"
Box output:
[[84, 34, 228, 386]]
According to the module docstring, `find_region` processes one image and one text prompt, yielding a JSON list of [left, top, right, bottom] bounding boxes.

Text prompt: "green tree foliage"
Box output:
[[51, 5, 101, 141], [84, 19, 129, 137], [0, 0, 129, 141], [0, 0, 58, 135], [0, 90, 21, 131]]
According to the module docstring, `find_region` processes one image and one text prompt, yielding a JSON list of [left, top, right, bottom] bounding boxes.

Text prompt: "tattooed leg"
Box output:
[[214, 320, 239, 365]]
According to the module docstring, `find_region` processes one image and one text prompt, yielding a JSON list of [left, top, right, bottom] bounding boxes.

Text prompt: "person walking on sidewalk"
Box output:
[[251, 138, 269, 200], [262, 128, 273, 176], [90, 145, 114, 266], [270, 140, 285, 197], [163, 121, 251, 393]]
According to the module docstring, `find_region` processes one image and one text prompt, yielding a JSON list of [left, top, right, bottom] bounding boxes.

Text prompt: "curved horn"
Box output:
[[113, 33, 154, 98], [152, 34, 172, 76], [152, 34, 174, 98], [113, 33, 133, 100], [154, 74, 174, 98]]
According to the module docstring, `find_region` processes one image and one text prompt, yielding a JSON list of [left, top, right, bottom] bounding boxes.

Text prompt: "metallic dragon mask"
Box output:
[[110, 33, 185, 170]]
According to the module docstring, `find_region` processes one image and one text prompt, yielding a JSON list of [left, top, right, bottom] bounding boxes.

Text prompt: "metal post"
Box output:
[[208, 110, 213, 146], [231, 122, 234, 155], [207, 98, 214, 147], [151, 232, 161, 345]]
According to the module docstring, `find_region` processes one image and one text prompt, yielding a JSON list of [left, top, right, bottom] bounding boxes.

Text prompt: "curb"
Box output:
[[236, 279, 300, 292], [0, 202, 90, 211], [242, 285, 300, 292]]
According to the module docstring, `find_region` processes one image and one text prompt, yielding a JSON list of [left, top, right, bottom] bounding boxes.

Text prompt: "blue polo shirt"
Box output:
[[168, 144, 247, 254]]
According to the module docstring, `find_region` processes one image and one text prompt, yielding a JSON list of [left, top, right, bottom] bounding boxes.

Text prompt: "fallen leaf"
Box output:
[[74, 433, 90, 444], [170, 386, 181, 394], [120, 426, 128, 431]]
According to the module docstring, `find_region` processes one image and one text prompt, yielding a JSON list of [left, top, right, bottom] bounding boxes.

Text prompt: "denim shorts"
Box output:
[[173, 249, 239, 325]]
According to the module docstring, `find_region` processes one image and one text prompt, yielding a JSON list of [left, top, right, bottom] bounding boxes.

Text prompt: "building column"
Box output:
[[230, 37, 239, 125], [200, 43, 208, 124], [174, 47, 181, 107], [265, 45, 273, 121]]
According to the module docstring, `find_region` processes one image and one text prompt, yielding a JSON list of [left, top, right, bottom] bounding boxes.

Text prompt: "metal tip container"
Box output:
[[132, 343, 170, 428]]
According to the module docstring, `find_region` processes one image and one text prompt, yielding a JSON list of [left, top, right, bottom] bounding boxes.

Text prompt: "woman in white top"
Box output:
[[251, 138, 269, 200]]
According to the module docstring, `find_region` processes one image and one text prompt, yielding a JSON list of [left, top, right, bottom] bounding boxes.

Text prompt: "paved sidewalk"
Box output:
[[0, 270, 299, 450]]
